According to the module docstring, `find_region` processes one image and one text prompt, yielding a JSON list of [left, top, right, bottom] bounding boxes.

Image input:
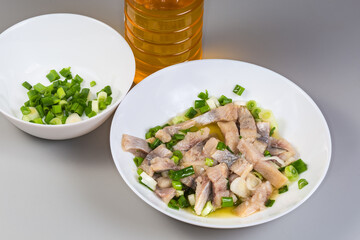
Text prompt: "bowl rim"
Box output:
[[0, 13, 135, 129], [110, 59, 332, 228]]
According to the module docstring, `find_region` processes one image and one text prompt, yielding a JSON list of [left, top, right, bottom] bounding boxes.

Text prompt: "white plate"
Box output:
[[110, 59, 331, 228], [0, 14, 135, 139]]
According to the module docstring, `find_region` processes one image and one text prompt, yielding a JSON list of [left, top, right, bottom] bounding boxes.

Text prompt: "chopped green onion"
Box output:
[[180, 126, 199, 134], [221, 197, 234, 207], [99, 101, 107, 110], [239, 135, 242, 139], [264, 150, 271, 157], [148, 138, 162, 150], [218, 95, 232, 106], [172, 180, 182, 190], [251, 107, 261, 119], [201, 201, 214, 216], [35, 105, 45, 118], [171, 155, 180, 165], [41, 96, 54, 107], [90, 81, 96, 87], [145, 132, 152, 139], [284, 165, 299, 181], [87, 111, 97, 118], [45, 111, 55, 124], [233, 84, 245, 96], [185, 107, 197, 119], [59, 67, 71, 78], [253, 171, 264, 180], [49, 118, 62, 125], [52, 105, 62, 114], [178, 195, 190, 208], [74, 74, 83, 83], [46, 70, 60, 82], [291, 159, 308, 174], [137, 168, 143, 175], [194, 100, 206, 109], [298, 178, 308, 189], [168, 199, 179, 210], [199, 104, 210, 114], [246, 100, 257, 111], [80, 88, 90, 99], [172, 150, 183, 160], [61, 115, 68, 124], [216, 141, 226, 151], [56, 87, 66, 99], [278, 185, 288, 194], [105, 96, 112, 105], [197, 90, 209, 100], [103, 85, 112, 96], [169, 166, 195, 181], [265, 199, 275, 207], [133, 157, 144, 167], [205, 158, 214, 167], [31, 118, 44, 124], [22, 81, 32, 90], [27, 90, 39, 101], [173, 133, 185, 141], [98, 91, 107, 102], [226, 146, 234, 153], [165, 139, 177, 150], [269, 127, 276, 136], [20, 106, 31, 115]]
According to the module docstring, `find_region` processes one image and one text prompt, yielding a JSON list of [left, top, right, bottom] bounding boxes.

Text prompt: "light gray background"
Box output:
[[0, 0, 359, 239]]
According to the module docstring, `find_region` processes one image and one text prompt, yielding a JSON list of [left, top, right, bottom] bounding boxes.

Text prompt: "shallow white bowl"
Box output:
[[0, 14, 135, 140], [110, 59, 331, 228]]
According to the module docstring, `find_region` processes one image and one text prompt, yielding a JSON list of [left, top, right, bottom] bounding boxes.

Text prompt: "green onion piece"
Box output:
[[41, 96, 54, 107], [172, 180, 182, 190], [85, 107, 92, 116], [178, 195, 190, 208], [172, 150, 183, 160], [199, 104, 210, 114], [179, 126, 199, 134], [171, 155, 180, 165], [61, 115, 68, 124], [278, 166, 285, 172], [22, 81, 32, 90], [75, 105, 84, 116], [32, 118, 44, 124], [233, 84, 245, 96], [298, 178, 308, 189], [137, 168, 143, 175], [253, 171, 264, 180], [165, 139, 177, 150], [168, 199, 179, 210], [74, 74, 83, 83], [251, 107, 261, 119], [205, 158, 214, 167], [278, 185, 288, 194], [239, 135, 242, 139], [264, 150, 271, 157], [218, 95, 232, 106], [20, 106, 31, 115], [24, 101, 30, 107], [246, 100, 257, 111], [149, 138, 162, 150], [226, 146, 234, 153], [197, 90, 209, 100], [291, 159, 308, 174], [145, 132, 152, 139], [103, 85, 112, 96], [194, 100, 206, 109], [59, 67, 71, 78], [173, 133, 185, 140], [46, 70, 60, 82], [269, 127, 276, 136], [52, 105, 62, 114], [90, 81, 96, 87], [105, 96, 112, 106], [201, 201, 214, 216], [56, 87, 66, 99], [185, 107, 197, 119], [284, 165, 299, 181], [27, 90, 39, 101], [216, 141, 226, 151], [221, 197, 234, 207], [133, 157, 144, 167], [80, 88, 90, 99], [45, 111, 55, 124], [138, 176, 154, 192], [99, 101, 107, 110], [87, 111, 97, 118], [265, 199, 275, 207], [49, 118, 62, 125], [169, 166, 195, 181], [35, 105, 45, 118]]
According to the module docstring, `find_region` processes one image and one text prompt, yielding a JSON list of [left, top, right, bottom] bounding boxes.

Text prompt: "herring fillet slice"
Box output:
[[194, 175, 211, 215], [122, 134, 152, 158], [238, 106, 257, 141], [217, 121, 240, 154], [139, 144, 173, 176]]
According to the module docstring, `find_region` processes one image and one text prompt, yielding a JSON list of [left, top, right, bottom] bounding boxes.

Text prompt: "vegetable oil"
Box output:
[[124, 0, 204, 83]]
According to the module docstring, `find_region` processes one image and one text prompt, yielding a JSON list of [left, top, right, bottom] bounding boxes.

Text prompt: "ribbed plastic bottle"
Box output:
[[124, 0, 204, 83]]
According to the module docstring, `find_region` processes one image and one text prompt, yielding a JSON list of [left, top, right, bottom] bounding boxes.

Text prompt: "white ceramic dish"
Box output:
[[0, 14, 135, 140], [110, 59, 331, 228]]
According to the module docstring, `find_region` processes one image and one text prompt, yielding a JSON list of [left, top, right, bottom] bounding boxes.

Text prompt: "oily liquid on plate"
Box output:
[[124, 0, 204, 83]]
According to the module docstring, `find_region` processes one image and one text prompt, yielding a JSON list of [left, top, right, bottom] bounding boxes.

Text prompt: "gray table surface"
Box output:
[[1, 0, 359, 239]]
